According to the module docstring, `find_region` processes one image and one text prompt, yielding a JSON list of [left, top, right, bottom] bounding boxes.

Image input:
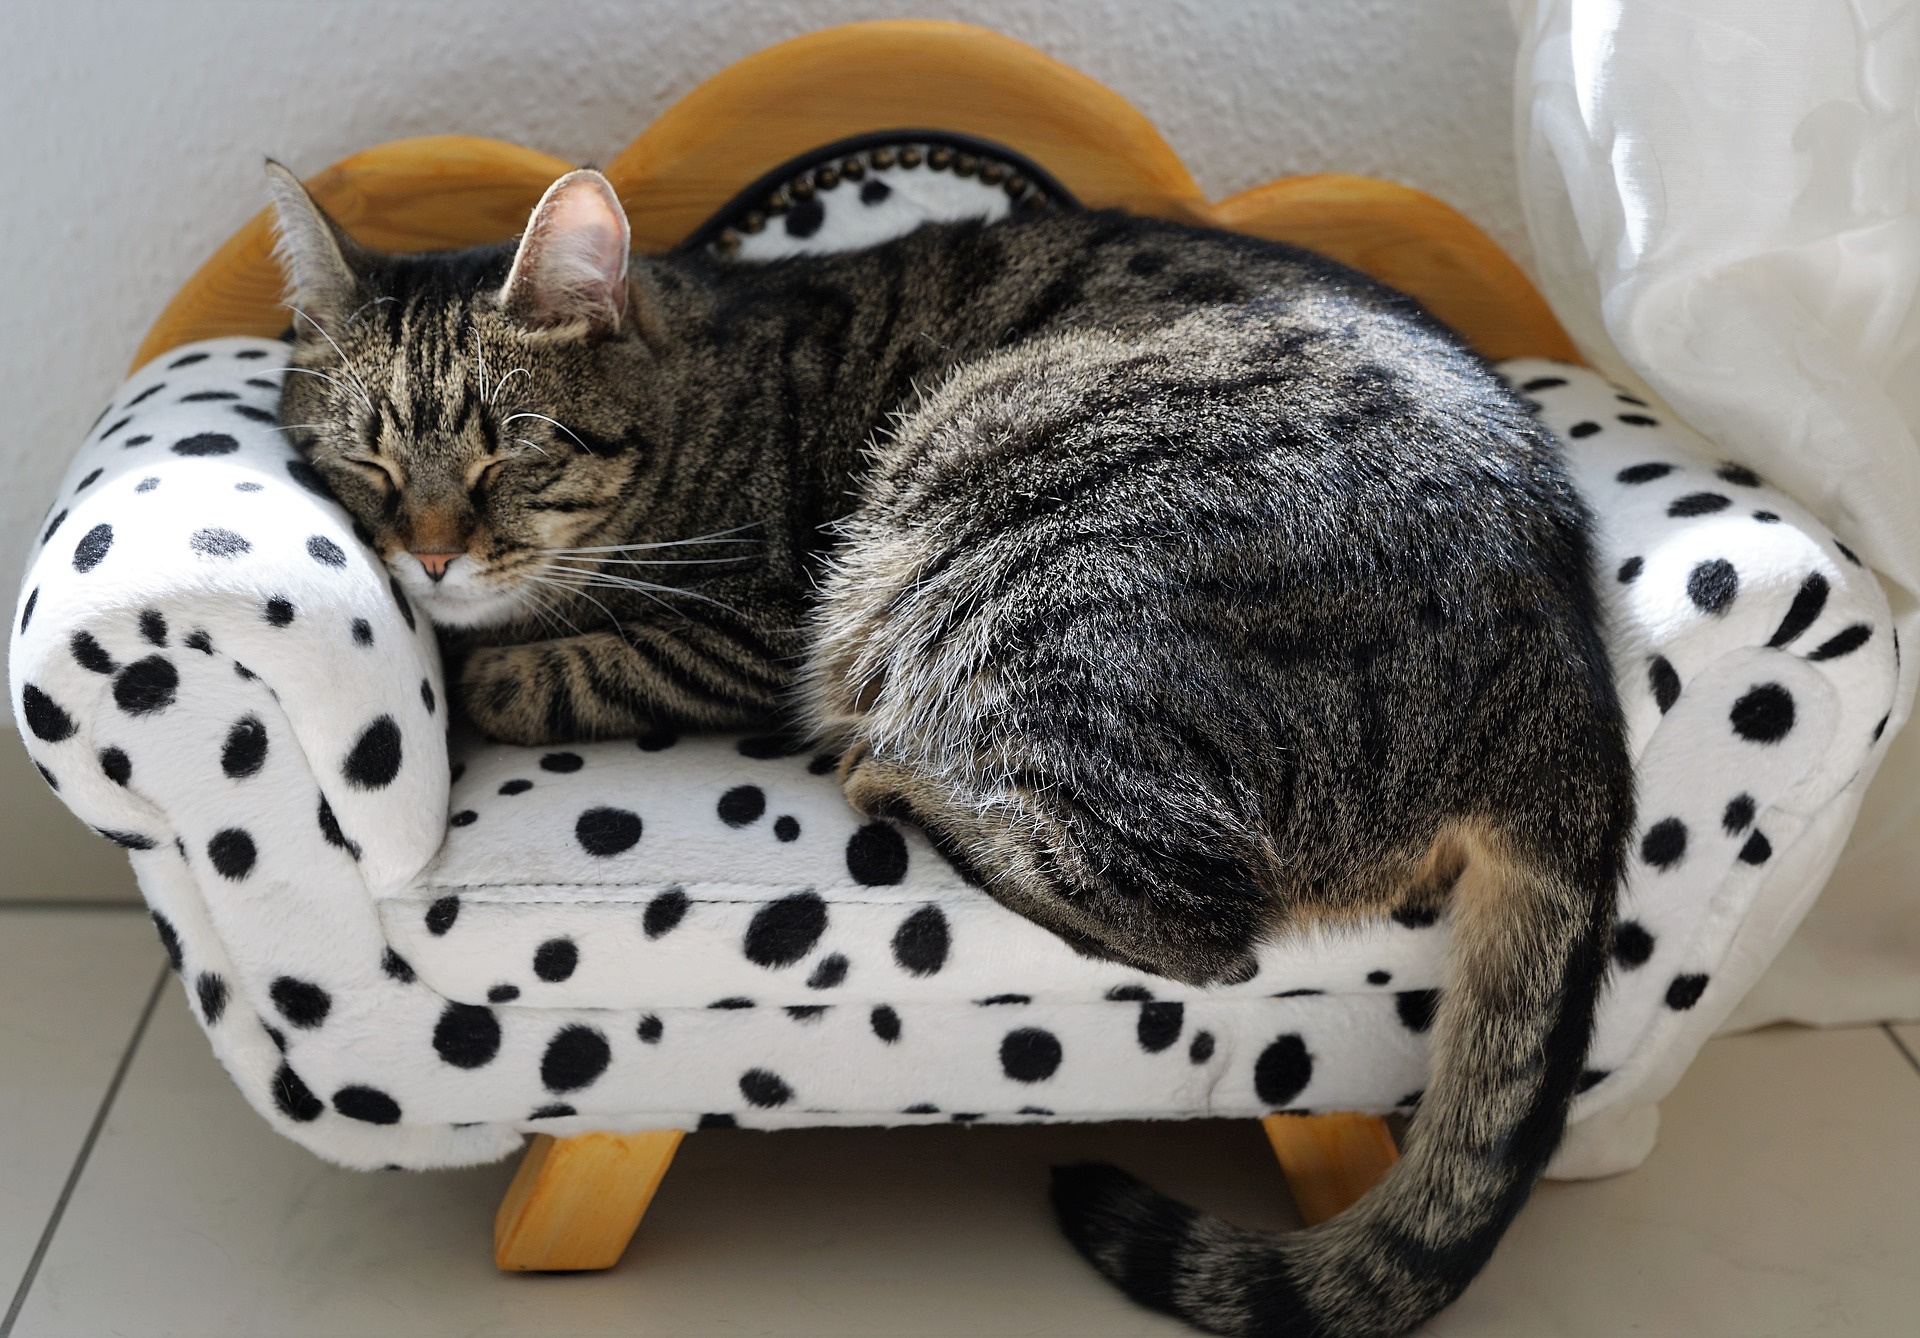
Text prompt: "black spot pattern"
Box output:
[[1722, 793, 1756, 834], [499, 779, 533, 796], [1665, 974, 1709, 1010], [643, 888, 690, 938], [342, 715, 402, 788], [1767, 574, 1829, 648], [139, 610, 167, 646], [72, 524, 113, 572], [207, 828, 257, 880], [1687, 559, 1739, 613], [1000, 1028, 1063, 1082], [540, 751, 584, 773], [743, 891, 829, 968], [773, 815, 801, 842], [21, 684, 75, 742], [870, 1005, 902, 1043], [1136, 1002, 1184, 1053], [1730, 683, 1795, 743], [1616, 462, 1673, 484], [70, 631, 115, 674], [846, 822, 909, 884], [433, 1003, 502, 1068], [860, 179, 891, 205], [637, 1015, 663, 1043], [150, 911, 183, 971], [1395, 990, 1439, 1033], [113, 656, 178, 716], [99, 747, 131, 785], [740, 1068, 795, 1107], [1616, 556, 1644, 584], [332, 1086, 401, 1124], [196, 973, 227, 1024], [425, 895, 460, 935], [270, 976, 331, 1028], [1670, 493, 1732, 517], [171, 432, 239, 456], [1649, 656, 1681, 713], [533, 938, 579, 982], [221, 716, 268, 778], [1188, 1031, 1216, 1064], [718, 785, 766, 827], [541, 1025, 611, 1093], [1641, 818, 1688, 869], [381, 948, 415, 983], [808, 953, 850, 990], [1808, 625, 1873, 662], [190, 527, 251, 558], [576, 806, 642, 856], [1253, 1034, 1313, 1106], [1738, 830, 1772, 865], [891, 906, 950, 976], [1612, 921, 1655, 968], [317, 795, 361, 859], [272, 1063, 323, 1122]]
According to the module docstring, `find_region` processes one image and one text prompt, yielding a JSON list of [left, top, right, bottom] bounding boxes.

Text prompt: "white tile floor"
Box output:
[[2, 902, 1918, 1337]]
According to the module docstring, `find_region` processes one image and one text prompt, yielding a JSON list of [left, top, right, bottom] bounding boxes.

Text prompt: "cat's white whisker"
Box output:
[[541, 554, 752, 568], [502, 411, 590, 452], [489, 367, 532, 404], [286, 307, 375, 410]]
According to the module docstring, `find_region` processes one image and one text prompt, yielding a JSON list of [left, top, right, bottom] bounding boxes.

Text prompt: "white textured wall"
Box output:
[[0, 0, 1526, 616]]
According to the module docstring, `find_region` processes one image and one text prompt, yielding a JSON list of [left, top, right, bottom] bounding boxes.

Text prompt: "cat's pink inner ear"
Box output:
[[501, 170, 632, 335]]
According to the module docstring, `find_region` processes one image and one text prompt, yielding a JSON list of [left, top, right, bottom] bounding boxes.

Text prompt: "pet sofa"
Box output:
[[8, 22, 1899, 1270]]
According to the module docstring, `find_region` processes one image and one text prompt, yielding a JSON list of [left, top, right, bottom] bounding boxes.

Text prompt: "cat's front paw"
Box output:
[[457, 644, 560, 746]]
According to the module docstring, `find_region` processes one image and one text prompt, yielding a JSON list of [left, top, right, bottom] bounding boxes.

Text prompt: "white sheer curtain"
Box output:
[[1511, 0, 1920, 1027]]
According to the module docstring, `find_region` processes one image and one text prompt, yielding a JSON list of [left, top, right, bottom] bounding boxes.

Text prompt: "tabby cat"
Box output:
[[267, 161, 1633, 1338]]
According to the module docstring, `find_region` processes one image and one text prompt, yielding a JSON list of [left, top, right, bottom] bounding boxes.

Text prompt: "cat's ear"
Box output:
[[263, 159, 366, 331], [498, 169, 631, 337]]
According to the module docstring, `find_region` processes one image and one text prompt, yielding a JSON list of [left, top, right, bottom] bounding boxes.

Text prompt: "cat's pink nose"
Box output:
[[412, 551, 459, 582]]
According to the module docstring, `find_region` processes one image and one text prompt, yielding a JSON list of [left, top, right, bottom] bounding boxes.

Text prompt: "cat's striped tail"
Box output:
[[1049, 828, 1618, 1338]]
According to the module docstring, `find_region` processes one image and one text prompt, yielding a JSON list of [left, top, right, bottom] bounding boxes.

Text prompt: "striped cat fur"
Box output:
[[267, 164, 1633, 1338]]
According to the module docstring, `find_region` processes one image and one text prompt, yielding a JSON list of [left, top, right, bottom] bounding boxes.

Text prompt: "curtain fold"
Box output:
[[1510, 0, 1920, 1028]]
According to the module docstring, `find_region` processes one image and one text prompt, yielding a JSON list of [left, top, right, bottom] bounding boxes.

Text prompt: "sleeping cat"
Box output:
[[267, 161, 1632, 1338]]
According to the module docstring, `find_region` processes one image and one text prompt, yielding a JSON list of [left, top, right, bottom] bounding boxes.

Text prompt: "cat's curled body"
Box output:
[[269, 166, 1632, 1338]]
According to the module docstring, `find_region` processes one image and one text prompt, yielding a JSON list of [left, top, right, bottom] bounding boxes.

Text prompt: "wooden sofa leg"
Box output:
[[1261, 1112, 1399, 1226], [494, 1129, 685, 1271]]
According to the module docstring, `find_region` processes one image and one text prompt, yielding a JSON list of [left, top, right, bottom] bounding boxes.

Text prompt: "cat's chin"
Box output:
[[406, 582, 533, 630]]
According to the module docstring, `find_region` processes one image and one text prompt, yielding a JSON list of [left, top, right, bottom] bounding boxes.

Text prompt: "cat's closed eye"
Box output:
[[344, 453, 404, 490]]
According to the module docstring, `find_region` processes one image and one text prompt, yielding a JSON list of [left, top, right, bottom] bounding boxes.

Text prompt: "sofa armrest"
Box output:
[[10, 338, 449, 896]]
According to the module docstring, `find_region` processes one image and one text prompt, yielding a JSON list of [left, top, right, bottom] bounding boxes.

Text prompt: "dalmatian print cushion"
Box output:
[[9, 337, 1894, 1170]]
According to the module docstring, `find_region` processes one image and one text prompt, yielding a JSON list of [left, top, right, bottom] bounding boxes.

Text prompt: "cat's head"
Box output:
[[266, 162, 653, 629]]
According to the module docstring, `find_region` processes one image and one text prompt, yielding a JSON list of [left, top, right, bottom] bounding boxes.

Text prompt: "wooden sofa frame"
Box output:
[[131, 19, 1580, 1271]]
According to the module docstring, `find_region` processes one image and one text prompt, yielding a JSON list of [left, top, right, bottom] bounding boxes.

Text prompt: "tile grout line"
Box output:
[[1, 963, 169, 1338], [1883, 1023, 1920, 1080]]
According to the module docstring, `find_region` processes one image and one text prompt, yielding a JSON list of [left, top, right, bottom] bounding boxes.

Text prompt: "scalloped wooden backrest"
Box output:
[[132, 20, 1576, 372]]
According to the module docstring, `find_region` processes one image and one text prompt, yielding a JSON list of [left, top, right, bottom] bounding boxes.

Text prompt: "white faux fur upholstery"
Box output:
[[8, 339, 1895, 1172]]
